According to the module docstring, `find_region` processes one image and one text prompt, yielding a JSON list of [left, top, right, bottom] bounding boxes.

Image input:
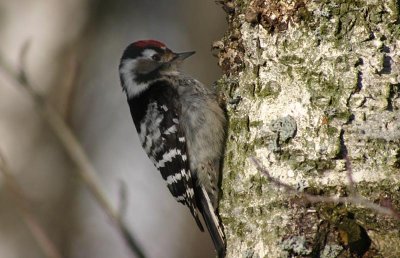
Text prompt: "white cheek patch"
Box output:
[[120, 59, 157, 98]]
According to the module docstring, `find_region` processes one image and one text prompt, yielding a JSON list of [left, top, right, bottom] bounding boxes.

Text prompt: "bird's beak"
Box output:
[[176, 51, 196, 60], [171, 51, 196, 62]]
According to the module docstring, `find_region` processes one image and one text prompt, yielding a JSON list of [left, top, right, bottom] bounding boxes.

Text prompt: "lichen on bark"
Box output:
[[216, 0, 400, 257]]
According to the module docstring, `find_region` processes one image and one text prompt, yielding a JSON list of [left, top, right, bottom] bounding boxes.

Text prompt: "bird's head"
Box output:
[[119, 40, 195, 97], [120, 40, 193, 82]]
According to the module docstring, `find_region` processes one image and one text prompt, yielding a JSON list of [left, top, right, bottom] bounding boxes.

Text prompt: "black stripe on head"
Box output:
[[134, 68, 160, 84]]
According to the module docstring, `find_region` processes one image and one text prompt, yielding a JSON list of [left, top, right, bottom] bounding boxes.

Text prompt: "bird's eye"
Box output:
[[152, 54, 161, 61]]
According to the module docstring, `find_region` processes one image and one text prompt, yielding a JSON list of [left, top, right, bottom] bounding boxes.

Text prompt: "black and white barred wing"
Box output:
[[134, 89, 204, 231]]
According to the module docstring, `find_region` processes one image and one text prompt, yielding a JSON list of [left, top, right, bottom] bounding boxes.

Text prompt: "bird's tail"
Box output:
[[197, 185, 226, 258]]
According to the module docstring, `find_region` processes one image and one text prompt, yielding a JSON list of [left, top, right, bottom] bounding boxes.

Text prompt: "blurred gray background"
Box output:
[[0, 0, 226, 257]]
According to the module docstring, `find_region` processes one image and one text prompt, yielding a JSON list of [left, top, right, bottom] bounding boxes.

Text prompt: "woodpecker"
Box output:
[[119, 40, 226, 257]]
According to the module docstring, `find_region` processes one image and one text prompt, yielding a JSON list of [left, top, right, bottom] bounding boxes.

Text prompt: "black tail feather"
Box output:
[[193, 210, 205, 232], [196, 185, 226, 258]]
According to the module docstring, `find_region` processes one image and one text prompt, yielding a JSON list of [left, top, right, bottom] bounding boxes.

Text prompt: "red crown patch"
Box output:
[[133, 40, 166, 49]]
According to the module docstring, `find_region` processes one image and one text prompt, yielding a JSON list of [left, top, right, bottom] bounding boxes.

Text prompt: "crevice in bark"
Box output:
[[378, 55, 392, 75], [310, 220, 329, 258], [355, 71, 363, 93], [387, 84, 397, 111], [337, 214, 371, 257], [335, 129, 348, 160]]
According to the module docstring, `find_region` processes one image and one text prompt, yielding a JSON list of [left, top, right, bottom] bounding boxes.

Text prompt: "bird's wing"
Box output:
[[132, 82, 204, 231]]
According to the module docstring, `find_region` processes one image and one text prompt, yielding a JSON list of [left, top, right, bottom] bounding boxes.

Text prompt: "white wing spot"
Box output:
[[186, 188, 194, 198], [164, 125, 177, 135], [180, 169, 187, 177], [139, 121, 147, 143], [172, 118, 179, 124], [166, 172, 183, 185], [178, 137, 185, 142], [180, 169, 190, 180], [175, 195, 186, 201], [154, 116, 163, 125], [140, 102, 164, 152], [156, 148, 181, 168]]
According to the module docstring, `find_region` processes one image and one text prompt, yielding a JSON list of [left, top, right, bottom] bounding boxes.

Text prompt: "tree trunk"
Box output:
[[217, 0, 400, 257]]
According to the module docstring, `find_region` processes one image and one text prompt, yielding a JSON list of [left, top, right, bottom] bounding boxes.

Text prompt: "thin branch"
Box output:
[[0, 152, 63, 258], [0, 48, 146, 258], [250, 157, 400, 220], [115, 180, 146, 257], [18, 40, 30, 84]]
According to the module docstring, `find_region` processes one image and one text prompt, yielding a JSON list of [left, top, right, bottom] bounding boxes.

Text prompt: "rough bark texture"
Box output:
[[216, 0, 400, 257]]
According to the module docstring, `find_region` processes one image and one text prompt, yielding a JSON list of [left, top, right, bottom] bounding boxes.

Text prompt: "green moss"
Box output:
[[256, 82, 281, 98], [320, 23, 329, 35], [305, 71, 352, 112], [279, 55, 304, 65], [393, 149, 400, 168], [315, 160, 335, 171], [235, 0, 246, 11], [326, 126, 339, 136], [298, 160, 317, 172], [334, 110, 352, 121], [298, 6, 312, 22], [387, 0, 400, 22], [224, 145, 246, 178], [250, 120, 263, 127], [388, 22, 400, 39], [230, 117, 250, 134], [252, 136, 269, 148], [339, 3, 350, 14], [286, 157, 336, 173], [235, 222, 246, 238]]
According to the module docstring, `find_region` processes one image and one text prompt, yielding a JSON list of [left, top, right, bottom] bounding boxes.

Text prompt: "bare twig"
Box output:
[[250, 157, 400, 220], [0, 48, 146, 258], [18, 40, 30, 84], [0, 152, 63, 258], [115, 180, 146, 257]]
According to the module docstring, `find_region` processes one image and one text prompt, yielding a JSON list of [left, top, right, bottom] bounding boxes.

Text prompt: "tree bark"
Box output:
[[217, 0, 400, 257]]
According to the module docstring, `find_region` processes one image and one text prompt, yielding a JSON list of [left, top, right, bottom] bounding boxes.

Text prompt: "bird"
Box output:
[[118, 39, 227, 257]]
